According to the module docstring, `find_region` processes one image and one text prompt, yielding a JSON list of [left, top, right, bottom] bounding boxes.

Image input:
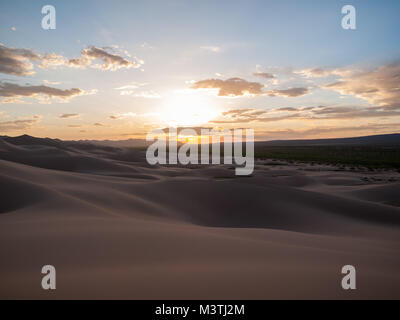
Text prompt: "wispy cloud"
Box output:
[[200, 46, 221, 53], [132, 90, 161, 99], [140, 42, 154, 49], [254, 122, 400, 140], [114, 82, 147, 90], [0, 115, 41, 132], [210, 103, 400, 124], [114, 82, 148, 96], [294, 67, 353, 78], [324, 62, 400, 108], [59, 113, 80, 119], [43, 80, 61, 85]]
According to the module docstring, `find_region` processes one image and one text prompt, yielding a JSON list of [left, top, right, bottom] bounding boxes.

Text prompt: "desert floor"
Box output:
[[0, 140, 400, 299]]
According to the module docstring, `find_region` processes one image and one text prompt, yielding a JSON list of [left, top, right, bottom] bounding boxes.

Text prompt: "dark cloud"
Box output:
[[59, 113, 80, 119], [267, 87, 309, 97], [0, 44, 40, 75], [275, 107, 299, 112], [253, 72, 275, 79], [0, 82, 87, 102]]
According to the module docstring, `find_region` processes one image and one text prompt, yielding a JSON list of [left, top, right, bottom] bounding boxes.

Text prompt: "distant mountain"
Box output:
[[1, 134, 63, 148], [76, 138, 147, 148], [0, 134, 146, 173], [0, 134, 148, 149], [256, 133, 400, 147], [1, 133, 400, 149]]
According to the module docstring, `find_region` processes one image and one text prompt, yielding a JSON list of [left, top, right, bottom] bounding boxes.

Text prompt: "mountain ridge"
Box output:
[[1, 133, 399, 147]]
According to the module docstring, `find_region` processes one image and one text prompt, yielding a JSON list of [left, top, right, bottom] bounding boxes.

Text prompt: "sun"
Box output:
[[161, 92, 220, 127]]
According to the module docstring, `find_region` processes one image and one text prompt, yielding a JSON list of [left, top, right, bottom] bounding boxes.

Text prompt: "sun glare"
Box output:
[[161, 92, 219, 127]]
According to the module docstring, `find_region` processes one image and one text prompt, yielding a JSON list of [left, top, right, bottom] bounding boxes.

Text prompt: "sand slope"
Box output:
[[0, 137, 400, 299]]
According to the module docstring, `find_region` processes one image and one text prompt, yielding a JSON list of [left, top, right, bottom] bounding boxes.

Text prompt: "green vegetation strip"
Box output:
[[254, 146, 400, 169]]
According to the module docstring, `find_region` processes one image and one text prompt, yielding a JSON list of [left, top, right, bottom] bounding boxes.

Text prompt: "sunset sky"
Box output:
[[0, 0, 399, 140]]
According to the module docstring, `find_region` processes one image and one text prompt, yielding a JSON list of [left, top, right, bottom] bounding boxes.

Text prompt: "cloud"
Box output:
[[133, 90, 161, 99], [114, 82, 147, 90], [68, 46, 143, 71], [214, 107, 292, 124], [256, 122, 400, 140], [191, 77, 310, 98], [221, 108, 257, 117], [59, 113, 80, 119], [211, 108, 287, 124], [0, 116, 41, 132], [93, 122, 105, 126], [140, 42, 154, 49], [296, 123, 400, 136], [274, 107, 299, 112], [38, 53, 69, 69], [253, 72, 275, 79], [210, 102, 400, 124], [43, 80, 61, 85], [11, 27, 16, 31], [267, 87, 309, 97], [191, 78, 265, 96], [67, 124, 82, 128], [200, 46, 221, 53], [109, 112, 137, 120], [0, 82, 91, 103], [0, 97, 31, 104], [0, 44, 40, 75], [324, 63, 400, 108], [294, 68, 352, 78], [114, 82, 148, 96], [0, 44, 143, 75], [309, 105, 400, 119]]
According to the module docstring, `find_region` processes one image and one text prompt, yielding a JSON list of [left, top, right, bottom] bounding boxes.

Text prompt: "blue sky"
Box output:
[[0, 0, 399, 139]]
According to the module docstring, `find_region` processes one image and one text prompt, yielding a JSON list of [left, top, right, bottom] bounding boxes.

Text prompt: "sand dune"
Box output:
[[0, 136, 400, 299]]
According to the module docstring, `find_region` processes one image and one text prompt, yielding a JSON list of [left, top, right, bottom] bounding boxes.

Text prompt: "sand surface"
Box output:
[[0, 138, 400, 299]]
